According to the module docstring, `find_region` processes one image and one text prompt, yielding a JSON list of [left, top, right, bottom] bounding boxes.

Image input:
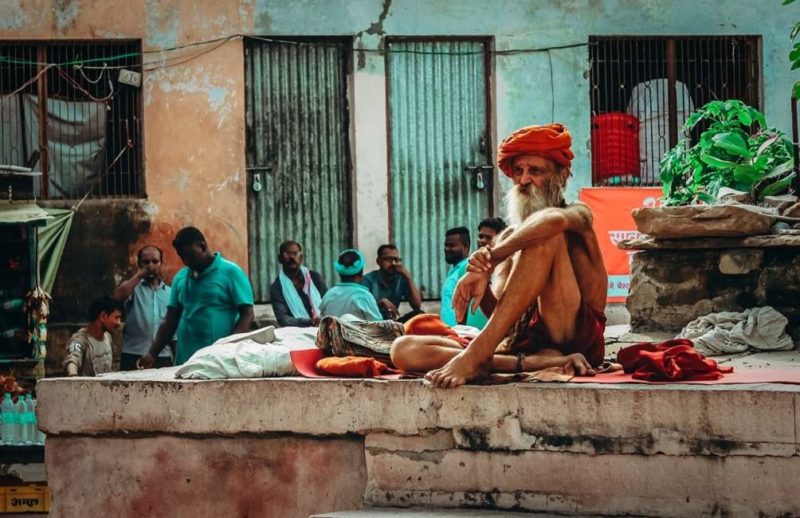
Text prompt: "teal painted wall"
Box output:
[[1, 0, 793, 303], [251, 0, 794, 200]]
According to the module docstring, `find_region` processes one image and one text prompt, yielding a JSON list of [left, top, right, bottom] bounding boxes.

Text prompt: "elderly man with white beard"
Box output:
[[390, 124, 608, 388]]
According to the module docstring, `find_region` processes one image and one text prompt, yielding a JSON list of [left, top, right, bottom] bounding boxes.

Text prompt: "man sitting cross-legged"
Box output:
[[390, 123, 608, 388]]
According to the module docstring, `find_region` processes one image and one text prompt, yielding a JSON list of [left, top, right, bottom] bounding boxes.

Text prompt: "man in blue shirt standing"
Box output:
[[114, 245, 173, 370], [138, 227, 255, 368], [362, 244, 422, 322], [320, 249, 382, 321]]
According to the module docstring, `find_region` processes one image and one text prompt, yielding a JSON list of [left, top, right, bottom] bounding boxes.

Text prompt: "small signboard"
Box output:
[[578, 187, 662, 302]]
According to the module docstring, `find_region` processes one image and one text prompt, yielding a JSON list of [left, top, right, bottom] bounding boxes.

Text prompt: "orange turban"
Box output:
[[497, 123, 574, 177]]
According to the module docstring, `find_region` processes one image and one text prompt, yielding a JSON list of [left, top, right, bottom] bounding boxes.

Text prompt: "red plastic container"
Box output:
[[591, 113, 640, 182]]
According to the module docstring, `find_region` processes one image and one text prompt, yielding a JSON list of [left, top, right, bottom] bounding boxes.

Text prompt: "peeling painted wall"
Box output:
[[0, 0, 794, 315]]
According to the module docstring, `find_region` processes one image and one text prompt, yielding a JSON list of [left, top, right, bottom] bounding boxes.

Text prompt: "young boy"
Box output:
[[64, 296, 123, 377]]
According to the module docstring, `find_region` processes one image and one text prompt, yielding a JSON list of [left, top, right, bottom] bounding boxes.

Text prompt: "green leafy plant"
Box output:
[[659, 100, 795, 205]]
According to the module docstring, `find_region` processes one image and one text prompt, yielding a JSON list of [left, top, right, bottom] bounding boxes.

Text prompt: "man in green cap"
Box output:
[[320, 249, 382, 321]]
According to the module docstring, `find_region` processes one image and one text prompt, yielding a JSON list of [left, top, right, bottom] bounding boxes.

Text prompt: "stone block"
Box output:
[[45, 435, 366, 518], [628, 247, 800, 334], [632, 205, 775, 238], [366, 431, 455, 452], [784, 202, 800, 218], [719, 249, 764, 275], [365, 449, 800, 517], [313, 510, 544, 517]]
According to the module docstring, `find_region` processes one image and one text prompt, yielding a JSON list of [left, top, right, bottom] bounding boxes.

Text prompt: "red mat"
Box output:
[[292, 349, 800, 385], [290, 348, 403, 380], [571, 368, 800, 385]]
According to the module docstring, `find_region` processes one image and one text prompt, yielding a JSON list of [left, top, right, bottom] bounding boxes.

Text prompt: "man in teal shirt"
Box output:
[[138, 227, 255, 367], [441, 227, 488, 328], [320, 249, 382, 321]]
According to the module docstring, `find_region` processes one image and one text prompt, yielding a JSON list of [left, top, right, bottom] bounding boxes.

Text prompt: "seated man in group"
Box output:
[[270, 240, 328, 327], [477, 217, 507, 248], [320, 249, 382, 321], [362, 244, 422, 322], [439, 227, 486, 328], [391, 123, 608, 388]]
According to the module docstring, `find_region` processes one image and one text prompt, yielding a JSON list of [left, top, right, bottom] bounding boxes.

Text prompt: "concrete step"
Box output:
[[312, 508, 557, 517]]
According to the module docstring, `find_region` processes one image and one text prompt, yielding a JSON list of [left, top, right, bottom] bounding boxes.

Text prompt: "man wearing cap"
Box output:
[[391, 123, 608, 388], [320, 249, 383, 321]]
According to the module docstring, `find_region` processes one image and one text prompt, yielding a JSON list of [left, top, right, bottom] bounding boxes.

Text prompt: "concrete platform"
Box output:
[[37, 351, 800, 518]]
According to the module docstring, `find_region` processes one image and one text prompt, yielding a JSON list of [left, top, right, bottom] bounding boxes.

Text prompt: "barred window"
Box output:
[[0, 40, 143, 199], [589, 36, 761, 186]]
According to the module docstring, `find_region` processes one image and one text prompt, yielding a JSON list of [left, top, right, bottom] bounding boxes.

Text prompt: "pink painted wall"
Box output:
[[0, 1, 255, 279], [45, 435, 367, 518]]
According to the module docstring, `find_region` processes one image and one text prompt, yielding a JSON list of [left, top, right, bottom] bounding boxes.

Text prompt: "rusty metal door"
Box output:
[[245, 38, 352, 301], [387, 39, 493, 299]]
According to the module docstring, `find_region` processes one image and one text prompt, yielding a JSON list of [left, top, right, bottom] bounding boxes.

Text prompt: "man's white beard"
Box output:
[[505, 180, 564, 225]]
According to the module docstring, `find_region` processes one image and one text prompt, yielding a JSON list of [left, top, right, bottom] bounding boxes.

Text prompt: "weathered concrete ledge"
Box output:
[[38, 370, 800, 517]]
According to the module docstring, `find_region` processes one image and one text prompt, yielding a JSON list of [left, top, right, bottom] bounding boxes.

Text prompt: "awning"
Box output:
[[0, 202, 52, 224], [0, 201, 73, 293]]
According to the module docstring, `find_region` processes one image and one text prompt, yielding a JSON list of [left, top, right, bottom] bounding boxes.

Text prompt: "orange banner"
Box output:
[[579, 187, 662, 302]]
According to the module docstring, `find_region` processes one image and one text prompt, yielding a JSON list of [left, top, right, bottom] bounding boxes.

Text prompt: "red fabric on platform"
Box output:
[[571, 367, 800, 385], [290, 349, 404, 379], [316, 356, 394, 378], [617, 339, 733, 381]]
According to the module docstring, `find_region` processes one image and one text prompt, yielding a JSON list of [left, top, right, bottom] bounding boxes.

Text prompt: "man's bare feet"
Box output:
[[425, 348, 490, 388], [566, 353, 595, 376]]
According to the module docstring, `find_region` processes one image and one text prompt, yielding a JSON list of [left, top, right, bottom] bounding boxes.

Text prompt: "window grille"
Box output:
[[589, 36, 761, 186], [0, 40, 143, 199]]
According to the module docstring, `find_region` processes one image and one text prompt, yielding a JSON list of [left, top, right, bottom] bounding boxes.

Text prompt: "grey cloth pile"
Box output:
[[677, 306, 795, 356]]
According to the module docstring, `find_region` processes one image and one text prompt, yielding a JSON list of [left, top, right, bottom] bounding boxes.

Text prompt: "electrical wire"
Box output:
[[76, 62, 107, 84], [141, 36, 237, 71], [0, 65, 53, 100], [0, 34, 591, 70], [72, 142, 132, 211], [246, 35, 588, 55], [56, 67, 114, 102]]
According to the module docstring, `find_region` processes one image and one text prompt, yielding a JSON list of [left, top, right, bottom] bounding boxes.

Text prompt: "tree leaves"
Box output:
[[660, 101, 794, 205], [712, 132, 751, 157], [759, 173, 797, 199]]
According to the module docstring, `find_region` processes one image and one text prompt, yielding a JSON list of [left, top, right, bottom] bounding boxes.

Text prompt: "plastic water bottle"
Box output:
[[1, 298, 23, 311], [14, 397, 27, 445], [32, 397, 44, 445], [19, 395, 33, 445], [1, 393, 17, 445]]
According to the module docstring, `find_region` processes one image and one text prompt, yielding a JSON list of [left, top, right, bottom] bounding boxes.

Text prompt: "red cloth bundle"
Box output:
[[315, 356, 393, 378], [617, 339, 733, 381], [403, 313, 471, 347]]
